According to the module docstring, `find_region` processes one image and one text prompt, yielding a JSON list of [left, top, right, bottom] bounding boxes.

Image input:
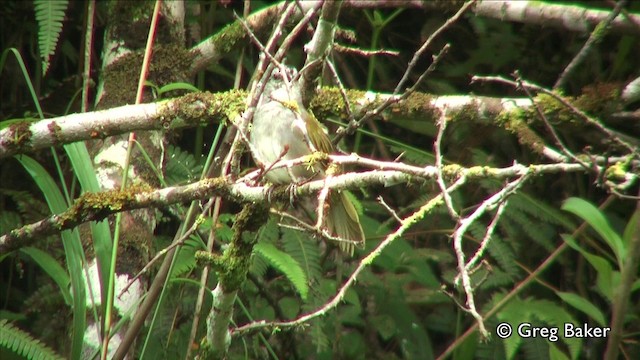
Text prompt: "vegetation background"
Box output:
[[0, 1, 639, 359]]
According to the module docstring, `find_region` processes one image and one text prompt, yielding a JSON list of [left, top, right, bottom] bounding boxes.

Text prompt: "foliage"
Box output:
[[1, 1, 639, 360], [0, 319, 64, 360], [34, 0, 68, 76], [164, 144, 205, 185]]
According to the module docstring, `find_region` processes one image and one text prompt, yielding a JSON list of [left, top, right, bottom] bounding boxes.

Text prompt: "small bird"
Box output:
[[250, 66, 365, 254]]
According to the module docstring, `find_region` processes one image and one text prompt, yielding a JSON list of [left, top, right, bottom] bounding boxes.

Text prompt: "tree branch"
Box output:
[[0, 89, 539, 160], [3, 155, 627, 254]]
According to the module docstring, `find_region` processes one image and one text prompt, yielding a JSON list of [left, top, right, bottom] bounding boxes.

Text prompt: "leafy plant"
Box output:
[[34, 0, 68, 75], [0, 319, 65, 360], [560, 198, 640, 323]]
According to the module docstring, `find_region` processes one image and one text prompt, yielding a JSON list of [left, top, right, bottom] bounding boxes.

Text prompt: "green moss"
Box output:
[[47, 122, 62, 145], [466, 166, 498, 178], [449, 102, 485, 124], [100, 44, 196, 109], [442, 164, 463, 178], [215, 204, 268, 292], [574, 83, 622, 117], [107, 1, 157, 49], [310, 87, 372, 121], [207, 6, 280, 58], [165, 90, 247, 128], [210, 22, 247, 56], [496, 109, 546, 155], [59, 184, 153, 227], [605, 157, 632, 181], [4, 121, 33, 152], [396, 92, 438, 119], [195, 250, 225, 270]]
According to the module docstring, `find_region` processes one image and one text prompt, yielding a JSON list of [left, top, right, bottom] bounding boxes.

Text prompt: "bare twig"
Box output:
[[331, 2, 473, 142], [464, 196, 509, 273], [554, 0, 627, 89], [334, 44, 399, 56], [334, 43, 451, 142], [513, 72, 589, 169], [433, 108, 459, 220], [395, 1, 475, 93], [452, 172, 531, 339], [377, 196, 402, 224], [119, 198, 215, 297]]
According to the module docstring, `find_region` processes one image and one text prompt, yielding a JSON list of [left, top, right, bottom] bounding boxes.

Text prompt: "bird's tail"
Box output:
[[325, 192, 365, 256]]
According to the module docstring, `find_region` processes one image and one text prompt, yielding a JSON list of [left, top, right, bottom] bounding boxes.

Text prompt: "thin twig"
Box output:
[[334, 43, 451, 142], [452, 172, 531, 339], [333, 1, 473, 142], [119, 199, 215, 297], [464, 196, 509, 273], [514, 71, 589, 169], [377, 196, 402, 224], [554, 0, 627, 89], [333, 44, 400, 57], [433, 108, 459, 220], [437, 196, 617, 359], [394, 1, 475, 94]]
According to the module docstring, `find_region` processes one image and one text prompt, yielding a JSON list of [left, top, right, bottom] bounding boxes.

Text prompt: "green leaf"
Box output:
[[16, 155, 68, 212], [562, 234, 616, 301], [34, 0, 68, 75], [562, 197, 625, 267], [16, 155, 86, 360], [158, 82, 200, 96], [555, 292, 607, 327], [549, 343, 571, 360], [255, 242, 309, 300], [622, 210, 640, 253], [20, 247, 72, 306], [169, 237, 204, 279], [64, 142, 113, 300]]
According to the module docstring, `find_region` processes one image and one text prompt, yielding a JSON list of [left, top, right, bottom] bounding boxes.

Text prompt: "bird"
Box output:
[[250, 65, 365, 255]]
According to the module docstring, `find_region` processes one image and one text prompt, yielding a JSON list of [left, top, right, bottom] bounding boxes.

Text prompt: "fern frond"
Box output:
[[486, 236, 520, 279], [507, 192, 573, 228], [281, 228, 322, 282], [34, 0, 68, 76], [467, 222, 519, 279], [0, 319, 64, 360], [164, 145, 205, 185], [249, 251, 268, 277], [530, 299, 582, 360], [169, 237, 204, 279], [309, 318, 329, 352], [0, 209, 23, 233], [255, 242, 309, 300]]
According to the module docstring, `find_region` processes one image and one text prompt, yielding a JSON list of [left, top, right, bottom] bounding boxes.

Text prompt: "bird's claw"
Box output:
[[286, 183, 298, 207], [265, 184, 275, 204]]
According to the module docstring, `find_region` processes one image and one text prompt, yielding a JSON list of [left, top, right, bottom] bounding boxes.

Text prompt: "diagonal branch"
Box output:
[[231, 176, 467, 337]]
